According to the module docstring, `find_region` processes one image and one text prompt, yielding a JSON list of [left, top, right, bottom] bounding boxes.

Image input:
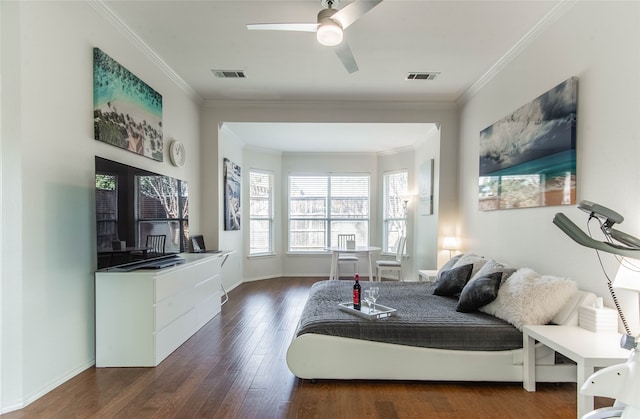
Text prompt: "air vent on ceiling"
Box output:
[[405, 72, 440, 81], [211, 70, 246, 79]]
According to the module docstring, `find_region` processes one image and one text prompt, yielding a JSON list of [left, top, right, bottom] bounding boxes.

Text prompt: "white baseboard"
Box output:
[[1, 359, 95, 414]]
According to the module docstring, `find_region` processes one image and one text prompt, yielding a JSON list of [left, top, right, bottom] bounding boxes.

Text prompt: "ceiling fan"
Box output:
[[246, 0, 383, 74]]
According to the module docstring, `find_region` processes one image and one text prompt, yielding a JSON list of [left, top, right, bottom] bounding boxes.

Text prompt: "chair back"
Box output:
[[146, 234, 166, 255], [337, 234, 356, 249], [395, 236, 406, 263]]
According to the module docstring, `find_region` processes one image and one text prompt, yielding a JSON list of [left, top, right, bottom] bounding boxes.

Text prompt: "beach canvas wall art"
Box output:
[[93, 48, 163, 161], [224, 158, 241, 231], [479, 77, 577, 211]]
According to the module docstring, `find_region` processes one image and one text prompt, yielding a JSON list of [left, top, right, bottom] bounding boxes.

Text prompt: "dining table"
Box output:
[[326, 245, 381, 281]]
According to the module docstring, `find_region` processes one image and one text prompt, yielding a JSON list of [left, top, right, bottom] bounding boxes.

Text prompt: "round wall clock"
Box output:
[[169, 140, 186, 167]]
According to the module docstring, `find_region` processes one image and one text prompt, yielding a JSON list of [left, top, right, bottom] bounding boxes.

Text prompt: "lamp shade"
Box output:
[[442, 236, 459, 251], [316, 22, 343, 46], [613, 264, 640, 292]]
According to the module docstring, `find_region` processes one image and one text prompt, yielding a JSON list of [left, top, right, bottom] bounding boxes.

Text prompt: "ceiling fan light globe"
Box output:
[[317, 23, 343, 46]]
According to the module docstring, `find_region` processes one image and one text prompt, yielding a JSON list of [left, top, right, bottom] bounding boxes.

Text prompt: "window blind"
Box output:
[[288, 174, 369, 252], [250, 170, 274, 255]]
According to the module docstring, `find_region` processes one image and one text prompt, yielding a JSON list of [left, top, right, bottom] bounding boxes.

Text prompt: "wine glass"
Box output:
[[363, 289, 373, 313], [369, 287, 379, 313]]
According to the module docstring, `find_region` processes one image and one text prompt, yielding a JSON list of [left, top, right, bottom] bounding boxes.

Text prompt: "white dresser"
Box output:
[[95, 253, 226, 367]]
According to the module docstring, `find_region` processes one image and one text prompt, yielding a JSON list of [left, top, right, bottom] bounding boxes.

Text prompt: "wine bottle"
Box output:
[[353, 273, 361, 310]]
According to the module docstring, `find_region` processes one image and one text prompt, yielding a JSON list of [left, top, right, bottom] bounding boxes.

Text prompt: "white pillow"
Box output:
[[479, 267, 578, 331]]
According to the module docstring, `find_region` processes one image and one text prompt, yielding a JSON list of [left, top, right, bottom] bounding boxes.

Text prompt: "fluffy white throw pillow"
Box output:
[[479, 267, 578, 331]]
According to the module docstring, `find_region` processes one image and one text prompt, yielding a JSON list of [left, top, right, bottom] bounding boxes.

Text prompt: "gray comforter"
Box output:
[[295, 280, 522, 351]]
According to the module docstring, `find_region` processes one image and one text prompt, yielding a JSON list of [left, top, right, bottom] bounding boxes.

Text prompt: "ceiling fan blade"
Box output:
[[334, 41, 359, 73], [332, 0, 383, 30], [246, 23, 318, 32]]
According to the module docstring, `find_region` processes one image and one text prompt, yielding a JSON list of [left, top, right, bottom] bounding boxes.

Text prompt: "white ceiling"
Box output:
[[102, 0, 562, 152]]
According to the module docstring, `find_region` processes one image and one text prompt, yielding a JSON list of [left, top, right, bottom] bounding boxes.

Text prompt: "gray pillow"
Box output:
[[456, 271, 503, 313], [435, 253, 463, 281], [433, 263, 473, 297], [468, 259, 516, 285], [452, 253, 488, 278]]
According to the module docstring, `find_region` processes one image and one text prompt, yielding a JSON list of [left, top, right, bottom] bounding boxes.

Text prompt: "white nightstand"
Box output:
[[418, 269, 438, 282], [522, 325, 629, 418]]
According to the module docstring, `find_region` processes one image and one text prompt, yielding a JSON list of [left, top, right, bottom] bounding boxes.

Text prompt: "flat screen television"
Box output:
[[95, 156, 189, 269]]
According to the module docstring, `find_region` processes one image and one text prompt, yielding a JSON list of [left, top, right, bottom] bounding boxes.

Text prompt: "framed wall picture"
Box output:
[[224, 158, 241, 230], [479, 77, 577, 211], [419, 159, 434, 216], [93, 48, 163, 161]]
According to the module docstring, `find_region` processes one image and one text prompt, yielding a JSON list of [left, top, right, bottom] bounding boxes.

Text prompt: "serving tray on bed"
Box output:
[[338, 302, 397, 320]]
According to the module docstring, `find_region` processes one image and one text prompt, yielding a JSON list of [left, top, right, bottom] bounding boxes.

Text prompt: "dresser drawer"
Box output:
[[155, 266, 195, 302], [194, 274, 220, 305], [194, 257, 219, 282], [155, 286, 195, 331], [155, 308, 197, 364], [196, 291, 222, 330]]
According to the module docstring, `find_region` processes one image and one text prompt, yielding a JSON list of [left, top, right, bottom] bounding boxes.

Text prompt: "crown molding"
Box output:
[[377, 144, 416, 157], [89, 0, 203, 104], [457, 0, 578, 106], [202, 99, 458, 111]]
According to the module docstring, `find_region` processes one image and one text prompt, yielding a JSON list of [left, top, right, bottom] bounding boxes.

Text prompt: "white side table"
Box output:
[[418, 269, 438, 282], [522, 325, 629, 418]]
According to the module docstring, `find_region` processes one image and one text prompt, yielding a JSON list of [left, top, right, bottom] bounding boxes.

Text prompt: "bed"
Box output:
[[286, 278, 596, 383]]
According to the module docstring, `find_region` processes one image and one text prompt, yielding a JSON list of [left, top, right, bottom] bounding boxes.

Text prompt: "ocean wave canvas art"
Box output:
[[224, 158, 241, 231], [479, 77, 577, 211], [93, 48, 163, 161]]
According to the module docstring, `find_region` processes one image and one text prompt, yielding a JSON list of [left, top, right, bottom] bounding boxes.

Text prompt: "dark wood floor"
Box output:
[[3, 277, 610, 418]]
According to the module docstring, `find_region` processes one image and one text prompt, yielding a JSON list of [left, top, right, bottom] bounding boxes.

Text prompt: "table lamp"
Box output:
[[442, 236, 459, 260]]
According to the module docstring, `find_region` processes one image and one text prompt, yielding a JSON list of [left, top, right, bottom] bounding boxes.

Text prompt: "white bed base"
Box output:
[[286, 290, 597, 383], [286, 333, 576, 382]]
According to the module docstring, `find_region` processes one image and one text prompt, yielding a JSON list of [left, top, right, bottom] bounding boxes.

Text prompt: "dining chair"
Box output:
[[375, 236, 406, 281], [145, 234, 166, 258], [336, 234, 358, 279]]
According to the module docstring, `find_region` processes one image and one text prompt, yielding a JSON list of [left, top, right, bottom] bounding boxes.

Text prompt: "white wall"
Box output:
[[1, 1, 201, 411], [458, 1, 640, 330], [414, 127, 444, 270]]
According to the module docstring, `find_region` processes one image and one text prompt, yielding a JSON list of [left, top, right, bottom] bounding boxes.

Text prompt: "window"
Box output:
[[383, 170, 408, 254], [249, 170, 274, 255], [288, 174, 369, 252]]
